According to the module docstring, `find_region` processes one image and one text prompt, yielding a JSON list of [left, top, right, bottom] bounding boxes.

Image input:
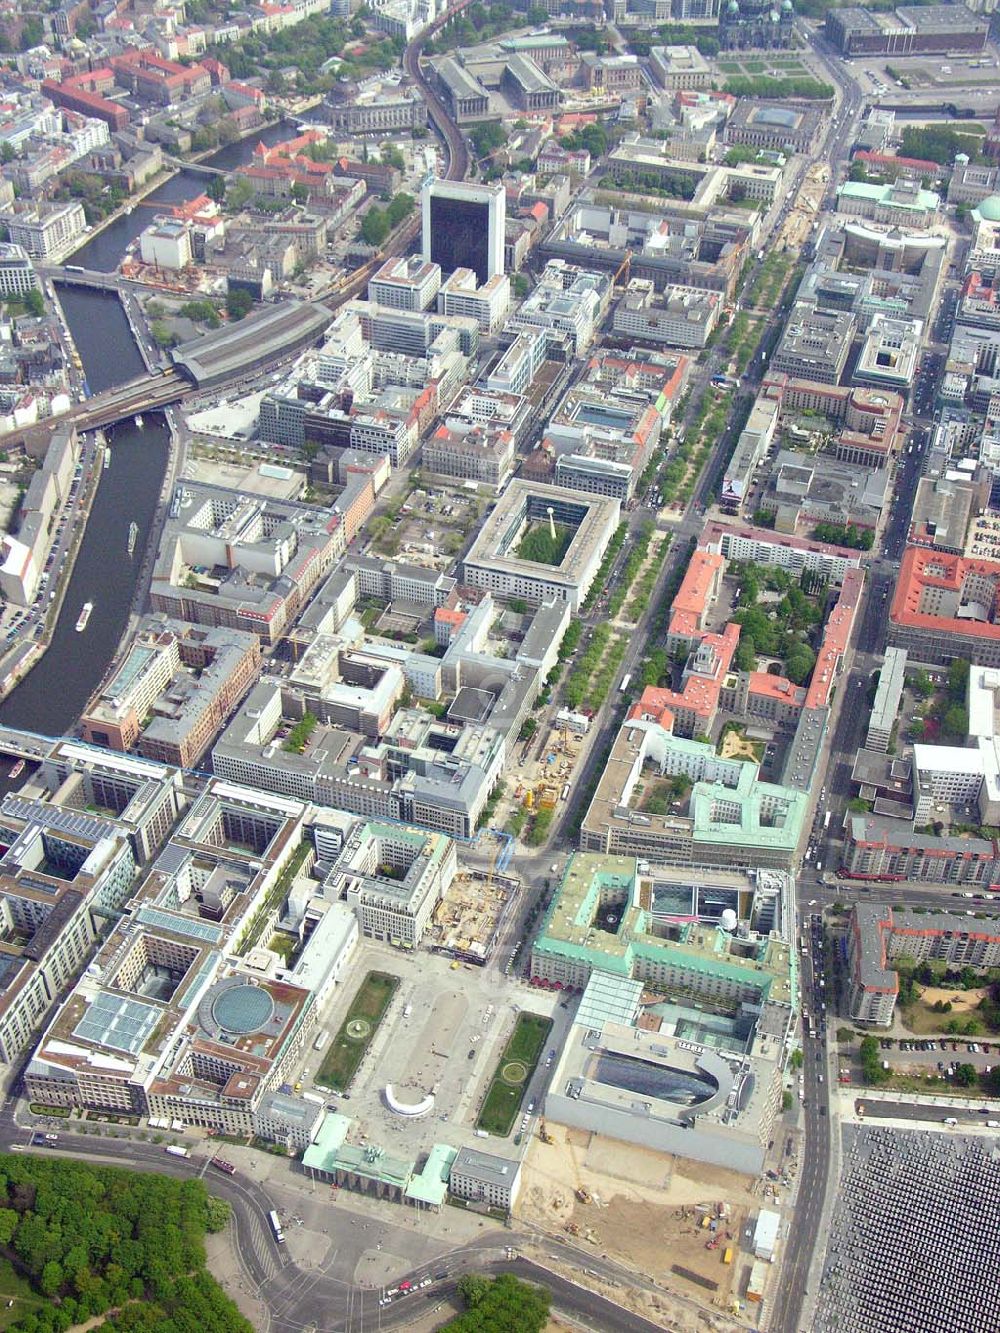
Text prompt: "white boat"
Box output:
[[127, 522, 138, 556], [75, 602, 93, 633], [103, 450, 109, 470], [134, 414, 144, 428], [9, 760, 24, 780]]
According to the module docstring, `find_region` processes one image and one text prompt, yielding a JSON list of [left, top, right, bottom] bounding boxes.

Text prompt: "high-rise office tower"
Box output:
[[421, 178, 506, 285]]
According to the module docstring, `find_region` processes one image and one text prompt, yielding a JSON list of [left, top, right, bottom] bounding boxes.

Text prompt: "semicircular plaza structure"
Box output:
[[384, 1084, 435, 1118]]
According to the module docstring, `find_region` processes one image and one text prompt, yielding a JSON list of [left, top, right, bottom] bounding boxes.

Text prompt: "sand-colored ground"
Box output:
[[719, 731, 759, 763], [518, 1123, 757, 1323], [918, 985, 984, 1013]]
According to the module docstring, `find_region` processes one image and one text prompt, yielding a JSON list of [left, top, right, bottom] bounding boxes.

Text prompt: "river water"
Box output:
[[68, 121, 295, 272], [0, 129, 289, 734]]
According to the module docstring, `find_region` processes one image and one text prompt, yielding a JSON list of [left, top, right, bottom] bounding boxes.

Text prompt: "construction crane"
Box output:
[[613, 250, 632, 287]]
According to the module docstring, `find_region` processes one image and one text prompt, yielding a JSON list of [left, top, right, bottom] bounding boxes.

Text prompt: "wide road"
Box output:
[[770, 912, 832, 1333], [0, 1106, 670, 1333]]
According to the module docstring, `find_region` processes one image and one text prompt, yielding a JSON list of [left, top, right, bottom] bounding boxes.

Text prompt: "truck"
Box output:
[[164, 1146, 190, 1158], [313, 1030, 328, 1051]]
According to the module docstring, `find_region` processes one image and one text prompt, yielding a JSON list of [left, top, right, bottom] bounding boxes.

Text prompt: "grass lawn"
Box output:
[[0, 1261, 46, 1329], [476, 1012, 552, 1137], [517, 522, 574, 567], [316, 971, 399, 1091]]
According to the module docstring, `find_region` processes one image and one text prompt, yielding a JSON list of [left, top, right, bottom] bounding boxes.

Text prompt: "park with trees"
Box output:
[[0, 1155, 245, 1333]]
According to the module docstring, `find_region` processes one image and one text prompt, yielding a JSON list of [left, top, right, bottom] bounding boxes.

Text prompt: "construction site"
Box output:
[[424, 869, 519, 964], [510, 715, 588, 819], [778, 159, 830, 251], [516, 1119, 765, 1324]]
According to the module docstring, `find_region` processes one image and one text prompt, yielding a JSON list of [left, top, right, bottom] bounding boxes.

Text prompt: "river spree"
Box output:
[[68, 121, 295, 272], [0, 124, 295, 734], [0, 292, 169, 735]]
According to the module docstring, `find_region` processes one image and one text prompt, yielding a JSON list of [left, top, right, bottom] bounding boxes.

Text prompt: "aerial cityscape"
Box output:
[[0, 0, 999, 1329]]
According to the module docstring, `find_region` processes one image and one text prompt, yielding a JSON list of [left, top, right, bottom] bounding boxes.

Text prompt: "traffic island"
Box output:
[[317, 970, 399, 1092], [476, 1012, 552, 1136]]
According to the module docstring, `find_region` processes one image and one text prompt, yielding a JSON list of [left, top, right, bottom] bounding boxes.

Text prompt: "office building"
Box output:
[[437, 268, 510, 333], [449, 1148, 522, 1212], [700, 520, 863, 584], [888, 547, 1000, 666], [0, 243, 39, 299], [579, 721, 807, 870], [613, 279, 721, 349], [325, 820, 457, 948], [462, 480, 620, 610], [423, 418, 516, 488], [544, 200, 753, 299], [368, 256, 442, 312], [0, 798, 137, 1062], [770, 302, 857, 385], [139, 218, 193, 270], [421, 178, 506, 284], [854, 314, 922, 391], [866, 647, 907, 753], [150, 484, 343, 646], [826, 4, 987, 57], [842, 813, 1000, 886], [7, 202, 87, 261], [253, 1090, 325, 1151]]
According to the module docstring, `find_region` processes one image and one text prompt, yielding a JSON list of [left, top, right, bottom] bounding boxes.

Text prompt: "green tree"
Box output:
[[943, 704, 968, 739], [948, 658, 970, 703], [735, 638, 756, 673], [954, 1062, 978, 1087], [150, 320, 176, 348], [290, 181, 309, 205], [361, 207, 390, 246], [785, 643, 816, 686], [19, 16, 44, 48], [25, 287, 44, 318], [226, 288, 253, 321], [226, 176, 254, 211], [448, 1273, 550, 1332], [910, 669, 934, 699], [0, 140, 14, 164], [456, 1274, 492, 1308]]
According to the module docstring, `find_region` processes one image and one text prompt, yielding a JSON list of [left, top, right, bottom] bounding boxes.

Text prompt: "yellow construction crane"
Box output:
[[613, 250, 631, 287]]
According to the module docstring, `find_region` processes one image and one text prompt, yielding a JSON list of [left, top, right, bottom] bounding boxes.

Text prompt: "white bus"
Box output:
[[619, 673, 632, 693], [268, 1210, 285, 1244]]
